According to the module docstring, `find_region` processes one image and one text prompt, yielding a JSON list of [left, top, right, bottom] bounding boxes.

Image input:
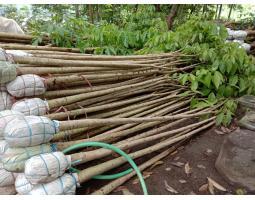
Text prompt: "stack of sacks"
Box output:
[[226, 28, 251, 52]]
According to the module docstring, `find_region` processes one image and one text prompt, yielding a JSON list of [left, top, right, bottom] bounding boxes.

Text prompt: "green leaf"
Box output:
[[216, 112, 224, 126], [224, 86, 234, 97], [203, 72, 212, 88], [191, 80, 198, 92], [179, 74, 189, 85], [239, 78, 247, 93], [208, 92, 216, 103], [213, 71, 223, 89], [229, 75, 238, 86]]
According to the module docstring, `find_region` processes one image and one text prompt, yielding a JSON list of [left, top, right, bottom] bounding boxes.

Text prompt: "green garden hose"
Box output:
[[63, 141, 148, 195]]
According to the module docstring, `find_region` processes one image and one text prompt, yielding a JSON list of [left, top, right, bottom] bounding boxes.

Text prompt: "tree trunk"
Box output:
[[166, 4, 179, 30], [88, 4, 94, 23], [202, 4, 207, 14], [96, 4, 99, 22], [154, 4, 161, 12], [134, 4, 139, 12], [218, 4, 223, 20], [228, 4, 234, 19], [75, 5, 80, 18], [215, 4, 219, 19]]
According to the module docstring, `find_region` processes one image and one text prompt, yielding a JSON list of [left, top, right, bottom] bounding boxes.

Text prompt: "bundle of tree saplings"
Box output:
[[12, 115, 215, 195], [0, 39, 218, 195]]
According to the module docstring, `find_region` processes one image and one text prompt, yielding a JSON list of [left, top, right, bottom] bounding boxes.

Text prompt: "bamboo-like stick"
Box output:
[[0, 32, 49, 41], [59, 117, 214, 165], [91, 143, 182, 195], [0, 43, 93, 53], [41, 77, 145, 99], [47, 77, 165, 108], [52, 99, 167, 142], [72, 99, 180, 141], [46, 92, 163, 120], [53, 100, 171, 142], [44, 70, 159, 87], [77, 121, 215, 183], [11, 55, 156, 68], [58, 112, 213, 131]]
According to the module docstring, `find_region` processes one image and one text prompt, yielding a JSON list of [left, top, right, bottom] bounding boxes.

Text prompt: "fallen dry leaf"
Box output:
[[184, 162, 192, 175], [204, 148, 213, 156], [208, 179, 215, 194], [132, 172, 153, 184], [164, 180, 178, 194], [173, 156, 180, 161], [165, 167, 172, 171], [220, 126, 231, 133], [197, 164, 206, 169], [170, 150, 178, 156], [170, 162, 184, 168], [189, 191, 196, 195], [214, 129, 225, 135], [207, 177, 227, 192], [114, 186, 134, 195], [149, 161, 164, 170], [179, 179, 187, 184], [198, 183, 208, 192], [121, 188, 134, 195]]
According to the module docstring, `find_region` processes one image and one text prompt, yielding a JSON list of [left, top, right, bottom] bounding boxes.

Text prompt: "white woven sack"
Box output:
[[0, 162, 17, 187], [11, 98, 49, 116], [28, 173, 79, 195], [25, 151, 72, 184], [241, 43, 251, 53], [15, 173, 34, 195], [7, 74, 46, 98], [226, 28, 234, 40], [0, 61, 17, 84], [0, 140, 8, 162], [233, 39, 244, 44], [0, 91, 14, 111], [232, 30, 247, 39], [0, 16, 24, 34], [0, 84, 6, 91], [0, 48, 7, 61], [0, 110, 24, 139], [6, 50, 32, 57], [0, 185, 17, 195], [4, 115, 59, 147], [2, 143, 56, 172]]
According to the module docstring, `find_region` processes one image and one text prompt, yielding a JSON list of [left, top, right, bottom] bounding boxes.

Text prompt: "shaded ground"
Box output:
[[111, 126, 250, 195]]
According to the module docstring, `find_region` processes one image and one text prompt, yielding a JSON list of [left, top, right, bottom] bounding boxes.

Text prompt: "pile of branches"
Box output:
[[0, 32, 218, 195]]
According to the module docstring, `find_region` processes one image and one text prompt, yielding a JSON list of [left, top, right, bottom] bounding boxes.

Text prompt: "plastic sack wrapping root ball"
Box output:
[[15, 173, 34, 195], [0, 140, 9, 162], [25, 151, 72, 184], [0, 91, 15, 111], [28, 173, 79, 195], [7, 74, 46, 98], [0, 84, 6, 92], [0, 110, 24, 139], [226, 28, 234, 40], [6, 50, 32, 57], [11, 98, 49, 116], [232, 30, 247, 40], [241, 43, 251, 53], [2, 143, 57, 172], [4, 115, 59, 147], [0, 61, 17, 84], [0, 162, 17, 187], [0, 185, 17, 195], [233, 39, 244, 44]]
